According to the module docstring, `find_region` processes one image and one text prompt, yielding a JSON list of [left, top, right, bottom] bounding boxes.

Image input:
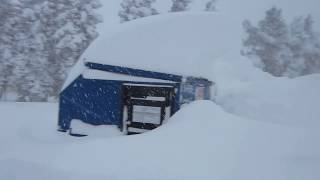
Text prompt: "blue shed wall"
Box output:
[[58, 75, 181, 131], [58, 63, 213, 133], [58, 76, 124, 131]]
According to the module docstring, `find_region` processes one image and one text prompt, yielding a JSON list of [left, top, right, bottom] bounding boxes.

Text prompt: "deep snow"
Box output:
[[1, 1, 320, 179], [82, 12, 239, 79], [212, 54, 320, 128], [51, 101, 320, 180], [0, 99, 319, 180]]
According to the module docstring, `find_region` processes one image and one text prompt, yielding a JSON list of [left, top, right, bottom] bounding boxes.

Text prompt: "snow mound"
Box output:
[[70, 120, 123, 138], [211, 54, 320, 128], [1, 100, 320, 179], [82, 12, 241, 79], [51, 100, 320, 180]]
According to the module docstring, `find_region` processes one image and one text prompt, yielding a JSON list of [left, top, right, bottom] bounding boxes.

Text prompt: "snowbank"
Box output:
[[1, 101, 319, 180], [212, 54, 320, 128], [70, 120, 122, 137], [50, 101, 320, 180]]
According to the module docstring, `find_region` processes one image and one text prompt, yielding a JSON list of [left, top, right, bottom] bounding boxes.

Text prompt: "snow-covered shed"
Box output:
[[58, 12, 235, 135]]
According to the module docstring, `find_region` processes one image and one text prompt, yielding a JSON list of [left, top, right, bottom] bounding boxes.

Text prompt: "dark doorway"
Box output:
[[123, 84, 175, 135]]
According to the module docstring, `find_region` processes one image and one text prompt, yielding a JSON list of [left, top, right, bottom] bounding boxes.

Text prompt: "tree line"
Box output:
[[118, 0, 217, 22], [242, 7, 320, 77], [0, 0, 102, 101]]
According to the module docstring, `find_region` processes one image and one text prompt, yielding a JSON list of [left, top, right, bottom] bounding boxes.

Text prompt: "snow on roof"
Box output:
[[63, 12, 241, 90], [84, 12, 240, 77]]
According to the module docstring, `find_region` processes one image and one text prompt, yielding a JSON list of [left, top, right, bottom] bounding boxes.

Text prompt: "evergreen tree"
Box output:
[[286, 16, 307, 76], [0, 0, 41, 101], [0, 0, 102, 101], [205, 0, 217, 11], [170, 0, 192, 12], [243, 7, 320, 77], [37, 0, 102, 99], [259, 7, 290, 76], [243, 7, 290, 76], [119, 0, 158, 22], [301, 15, 320, 75], [0, 0, 18, 99]]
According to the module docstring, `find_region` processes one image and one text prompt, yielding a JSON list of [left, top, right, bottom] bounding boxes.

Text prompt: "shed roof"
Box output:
[[63, 12, 240, 90], [84, 12, 239, 77]]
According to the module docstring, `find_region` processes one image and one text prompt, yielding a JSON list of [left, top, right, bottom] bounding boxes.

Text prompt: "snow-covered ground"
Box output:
[[0, 100, 319, 179]]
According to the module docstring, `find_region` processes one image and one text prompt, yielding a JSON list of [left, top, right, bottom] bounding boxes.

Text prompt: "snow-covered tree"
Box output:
[[0, 0, 18, 99], [243, 7, 290, 76], [205, 0, 217, 11], [119, 0, 158, 22], [170, 0, 192, 12], [0, 0, 41, 101], [0, 0, 102, 101], [284, 15, 320, 77], [243, 7, 320, 77], [284, 16, 307, 76], [300, 15, 320, 76], [36, 0, 102, 99]]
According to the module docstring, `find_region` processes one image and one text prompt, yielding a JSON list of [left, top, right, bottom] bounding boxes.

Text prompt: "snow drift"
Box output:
[[51, 101, 320, 180], [212, 54, 320, 128], [1, 100, 319, 180]]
